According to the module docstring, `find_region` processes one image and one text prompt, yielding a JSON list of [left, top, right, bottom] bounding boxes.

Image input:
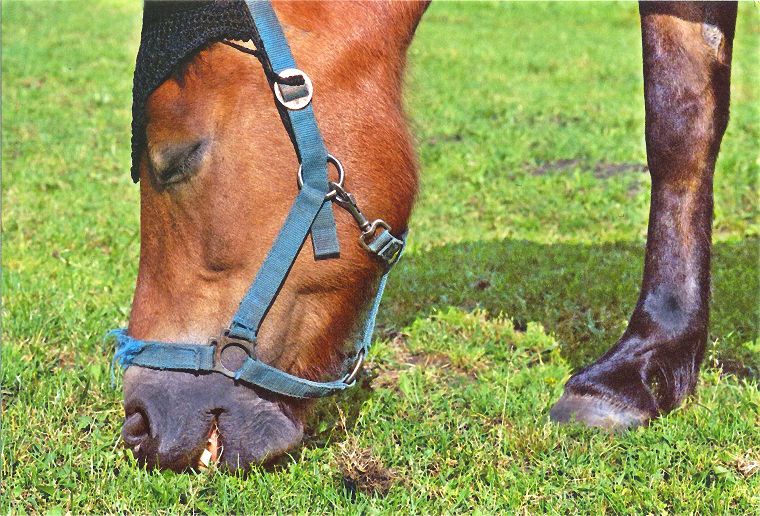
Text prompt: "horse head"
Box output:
[[120, 0, 427, 471]]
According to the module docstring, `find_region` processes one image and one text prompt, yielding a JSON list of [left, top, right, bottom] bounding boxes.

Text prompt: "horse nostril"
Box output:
[[122, 410, 150, 447]]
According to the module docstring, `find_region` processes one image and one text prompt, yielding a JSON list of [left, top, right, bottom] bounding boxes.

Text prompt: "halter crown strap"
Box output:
[[111, 0, 406, 399], [245, 0, 339, 262], [229, 0, 337, 342]]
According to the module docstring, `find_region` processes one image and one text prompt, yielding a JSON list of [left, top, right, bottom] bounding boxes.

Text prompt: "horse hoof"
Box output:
[[549, 393, 649, 430]]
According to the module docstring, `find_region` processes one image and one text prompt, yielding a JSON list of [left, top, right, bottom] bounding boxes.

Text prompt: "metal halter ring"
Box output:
[[274, 68, 313, 110], [297, 154, 345, 200], [211, 330, 255, 378], [342, 348, 366, 385]]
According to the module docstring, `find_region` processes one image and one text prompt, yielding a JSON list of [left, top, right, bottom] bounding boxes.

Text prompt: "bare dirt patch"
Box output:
[[529, 158, 581, 176], [471, 278, 492, 291], [336, 442, 398, 498], [592, 162, 647, 178], [528, 159, 647, 178], [734, 450, 759, 479], [714, 358, 757, 380], [407, 351, 452, 369], [369, 332, 485, 389]]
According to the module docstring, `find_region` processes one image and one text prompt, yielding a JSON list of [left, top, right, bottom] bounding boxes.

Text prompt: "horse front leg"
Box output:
[[551, 2, 738, 429]]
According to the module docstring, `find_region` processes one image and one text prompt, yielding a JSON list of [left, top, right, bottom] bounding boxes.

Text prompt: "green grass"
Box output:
[[2, 1, 758, 513]]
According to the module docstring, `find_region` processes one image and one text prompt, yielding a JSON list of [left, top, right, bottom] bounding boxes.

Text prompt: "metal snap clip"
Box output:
[[273, 68, 313, 110], [297, 154, 345, 200], [359, 219, 393, 253]]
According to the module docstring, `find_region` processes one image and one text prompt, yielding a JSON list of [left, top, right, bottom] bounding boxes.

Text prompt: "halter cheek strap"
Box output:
[[111, 0, 406, 399]]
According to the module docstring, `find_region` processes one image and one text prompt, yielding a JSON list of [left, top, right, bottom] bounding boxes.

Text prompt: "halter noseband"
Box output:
[[111, 0, 405, 399]]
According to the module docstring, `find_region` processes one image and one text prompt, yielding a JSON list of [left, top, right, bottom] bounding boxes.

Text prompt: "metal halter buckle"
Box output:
[[273, 68, 313, 110], [297, 154, 344, 200], [210, 330, 256, 377]]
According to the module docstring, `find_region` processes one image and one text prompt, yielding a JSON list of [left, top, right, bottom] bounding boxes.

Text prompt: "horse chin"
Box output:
[[213, 396, 304, 471]]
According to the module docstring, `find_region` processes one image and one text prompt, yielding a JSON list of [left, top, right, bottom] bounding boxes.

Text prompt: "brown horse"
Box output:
[[121, 1, 738, 471]]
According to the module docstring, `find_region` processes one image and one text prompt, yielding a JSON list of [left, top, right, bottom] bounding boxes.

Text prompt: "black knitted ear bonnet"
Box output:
[[130, 1, 255, 182]]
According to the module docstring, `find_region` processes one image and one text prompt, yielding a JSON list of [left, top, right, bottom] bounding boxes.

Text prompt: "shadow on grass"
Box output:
[[381, 237, 759, 372], [294, 237, 757, 460]]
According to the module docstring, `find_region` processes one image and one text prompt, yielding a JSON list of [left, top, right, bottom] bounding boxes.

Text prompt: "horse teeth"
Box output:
[[199, 448, 212, 469], [198, 421, 220, 470]]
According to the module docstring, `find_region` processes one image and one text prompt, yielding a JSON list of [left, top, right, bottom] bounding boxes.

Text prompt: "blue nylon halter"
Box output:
[[111, 0, 405, 399]]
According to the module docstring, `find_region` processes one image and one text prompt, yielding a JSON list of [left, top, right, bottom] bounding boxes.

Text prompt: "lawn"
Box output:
[[2, 1, 758, 513]]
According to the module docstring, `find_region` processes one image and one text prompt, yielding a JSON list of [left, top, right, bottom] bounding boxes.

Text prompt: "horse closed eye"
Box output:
[[149, 139, 208, 185]]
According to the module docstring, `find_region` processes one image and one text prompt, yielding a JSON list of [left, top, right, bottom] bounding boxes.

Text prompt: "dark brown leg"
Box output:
[[551, 2, 738, 429]]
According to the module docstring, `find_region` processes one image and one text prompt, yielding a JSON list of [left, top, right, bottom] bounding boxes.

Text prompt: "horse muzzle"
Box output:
[[121, 367, 303, 471]]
